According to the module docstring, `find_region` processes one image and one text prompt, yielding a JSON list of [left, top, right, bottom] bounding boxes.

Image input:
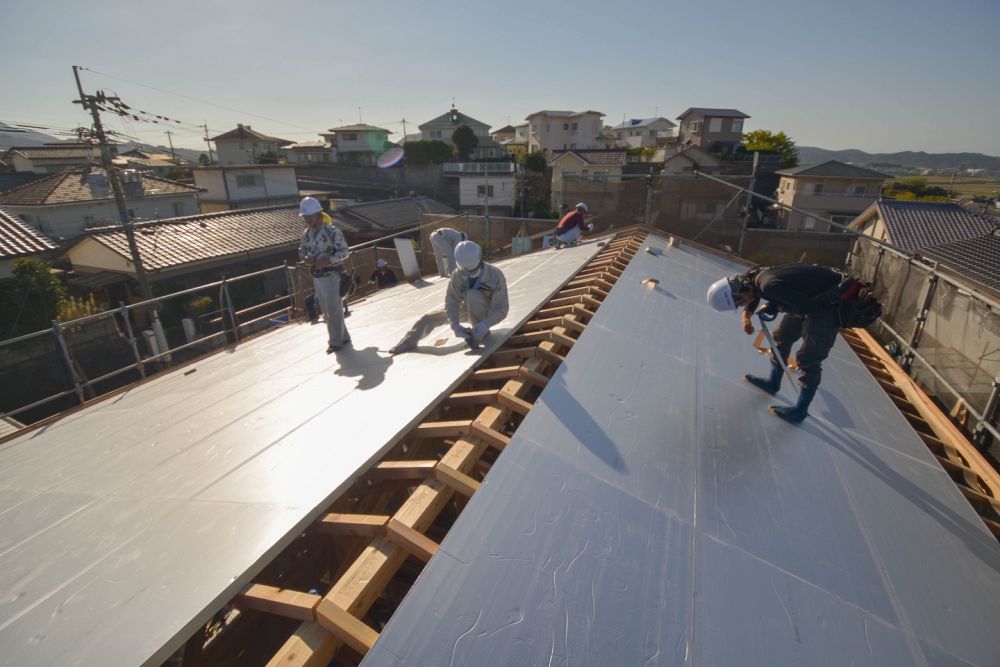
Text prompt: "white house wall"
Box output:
[[5, 194, 198, 240], [65, 237, 134, 274], [458, 175, 515, 208], [528, 113, 604, 153], [215, 140, 284, 166], [224, 168, 297, 203]]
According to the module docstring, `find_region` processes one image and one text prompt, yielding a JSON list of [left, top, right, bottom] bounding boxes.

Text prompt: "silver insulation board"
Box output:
[[0, 240, 602, 666], [364, 235, 1000, 667]]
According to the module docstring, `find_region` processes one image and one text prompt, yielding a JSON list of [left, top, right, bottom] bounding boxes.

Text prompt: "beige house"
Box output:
[[320, 124, 391, 166], [418, 108, 499, 160], [192, 165, 299, 213], [548, 149, 627, 210], [676, 108, 749, 153], [775, 161, 889, 231], [210, 125, 292, 166], [611, 117, 677, 148], [1, 144, 103, 174], [525, 110, 606, 155], [661, 147, 723, 176], [282, 141, 335, 164]]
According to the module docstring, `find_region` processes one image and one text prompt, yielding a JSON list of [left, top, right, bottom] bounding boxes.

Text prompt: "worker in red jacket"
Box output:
[[552, 202, 590, 249]]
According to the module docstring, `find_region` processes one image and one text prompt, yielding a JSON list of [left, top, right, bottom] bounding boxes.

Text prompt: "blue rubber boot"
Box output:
[[769, 387, 817, 424], [744, 361, 782, 396]]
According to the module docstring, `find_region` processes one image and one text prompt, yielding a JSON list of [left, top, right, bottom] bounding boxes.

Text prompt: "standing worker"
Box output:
[[552, 202, 590, 249], [429, 227, 468, 277], [369, 258, 398, 290], [446, 240, 509, 347], [706, 263, 846, 423], [298, 196, 352, 354]]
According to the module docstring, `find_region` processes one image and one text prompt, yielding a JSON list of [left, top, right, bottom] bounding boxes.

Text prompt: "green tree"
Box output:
[[404, 140, 453, 165], [451, 124, 479, 161], [523, 151, 548, 173], [741, 129, 799, 167], [0, 259, 66, 339], [198, 153, 211, 166], [256, 151, 280, 164]]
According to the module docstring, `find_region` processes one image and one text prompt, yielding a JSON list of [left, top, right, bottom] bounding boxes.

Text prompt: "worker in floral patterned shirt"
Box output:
[[298, 197, 351, 353]]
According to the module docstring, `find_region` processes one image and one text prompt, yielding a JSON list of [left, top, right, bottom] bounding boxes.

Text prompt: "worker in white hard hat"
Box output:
[[552, 202, 591, 249], [298, 196, 351, 354], [706, 263, 847, 423], [429, 227, 469, 277], [368, 257, 398, 290], [445, 240, 509, 347]]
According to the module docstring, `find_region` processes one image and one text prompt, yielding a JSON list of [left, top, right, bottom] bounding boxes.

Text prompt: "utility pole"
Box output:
[[165, 130, 176, 160], [73, 65, 153, 301], [401, 118, 407, 144], [202, 122, 215, 163]]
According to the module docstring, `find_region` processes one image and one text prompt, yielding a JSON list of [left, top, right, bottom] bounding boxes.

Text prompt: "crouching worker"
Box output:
[[446, 240, 509, 348], [706, 263, 845, 423], [552, 202, 590, 249]]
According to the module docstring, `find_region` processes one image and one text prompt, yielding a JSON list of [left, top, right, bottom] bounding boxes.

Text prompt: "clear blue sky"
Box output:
[[3, 0, 998, 156]]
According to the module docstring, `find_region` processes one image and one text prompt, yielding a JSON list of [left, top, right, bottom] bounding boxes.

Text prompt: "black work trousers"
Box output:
[[771, 308, 840, 390]]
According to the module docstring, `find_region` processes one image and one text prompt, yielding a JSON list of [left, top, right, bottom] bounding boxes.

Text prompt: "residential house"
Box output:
[[418, 108, 500, 160], [319, 124, 391, 166], [920, 229, 1000, 298], [490, 125, 516, 143], [1, 143, 102, 174], [443, 162, 517, 213], [328, 196, 455, 243], [61, 205, 305, 297], [611, 117, 677, 148], [776, 161, 890, 231], [210, 125, 292, 166], [192, 164, 299, 213], [548, 149, 627, 210], [525, 110, 606, 155], [0, 166, 202, 240], [849, 200, 998, 252], [282, 141, 335, 164], [0, 205, 59, 279], [661, 147, 723, 176], [496, 123, 529, 158], [676, 108, 749, 153], [112, 149, 180, 177]]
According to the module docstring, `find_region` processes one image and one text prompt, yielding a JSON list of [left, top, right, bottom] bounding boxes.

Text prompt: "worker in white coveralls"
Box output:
[[298, 196, 351, 354], [429, 226, 468, 277], [446, 240, 509, 347]]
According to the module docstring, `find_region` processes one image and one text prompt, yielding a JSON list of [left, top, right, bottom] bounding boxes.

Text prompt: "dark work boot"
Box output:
[[744, 361, 783, 396], [769, 387, 817, 424]]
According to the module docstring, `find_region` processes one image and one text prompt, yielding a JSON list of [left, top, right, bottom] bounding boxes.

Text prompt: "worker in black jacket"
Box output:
[[707, 263, 844, 423]]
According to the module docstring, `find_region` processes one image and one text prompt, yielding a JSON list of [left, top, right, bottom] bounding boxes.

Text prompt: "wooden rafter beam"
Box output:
[[313, 513, 389, 537], [412, 420, 472, 438], [367, 460, 437, 481], [434, 463, 480, 497], [235, 584, 320, 622]]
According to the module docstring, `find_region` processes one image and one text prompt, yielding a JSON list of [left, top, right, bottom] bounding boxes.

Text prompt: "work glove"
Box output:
[[756, 302, 779, 323], [472, 322, 490, 341], [452, 323, 473, 340]]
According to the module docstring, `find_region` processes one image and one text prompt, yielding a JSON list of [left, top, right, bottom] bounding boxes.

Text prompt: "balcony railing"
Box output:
[[443, 162, 516, 175]]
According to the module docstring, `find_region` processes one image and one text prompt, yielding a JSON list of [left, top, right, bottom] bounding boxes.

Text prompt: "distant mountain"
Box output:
[[0, 122, 62, 149], [798, 146, 1000, 172]]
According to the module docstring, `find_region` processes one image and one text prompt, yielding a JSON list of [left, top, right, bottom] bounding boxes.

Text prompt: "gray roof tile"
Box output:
[[776, 160, 890, 179], [0, 167, 200, 206], [921, 230, 1000, 294], [877, 200, 998, 251]]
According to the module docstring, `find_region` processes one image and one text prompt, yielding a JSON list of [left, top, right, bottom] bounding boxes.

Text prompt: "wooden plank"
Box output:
[[550, 330, 578, 349], [471, 421, 511, 450], [536, 346, 565, 367], [314, 599, 380, 655], [444, 389, 500, 407], [560, 316, 587, 335], [386, 518, 439, 562], [521, 317, 564, 332], [517, 367, 550, 389], [235, 584, 319, 622], [504, 331, 552, 346], [581, 295, 604, 310], [368, 460, 436, 481], [434, 463, 481, 497], [497, 390, 533, 416], [490, 346, 538, 363], [313, 513, 389, 537], [412, 420, 472, 438]]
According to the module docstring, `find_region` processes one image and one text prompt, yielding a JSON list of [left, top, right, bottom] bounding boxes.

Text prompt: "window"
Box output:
[[731, 119, 743, 133], [430, 130, 442, 139], [800, 214, 819, 231], [563, 123, 569, 130], [236, 174, 258, 187], [649, 129, 657, 136], [477, 185, 494, 197], [172, 202, 185, 216], [708, 118, 722, 133], [812, 183, 824, 194], [239, 142, 245, 149], [571, 122, 578, 131], [343, 133, 358, 141], [689, 121, 701, 132], [854, 185, 866, 195]]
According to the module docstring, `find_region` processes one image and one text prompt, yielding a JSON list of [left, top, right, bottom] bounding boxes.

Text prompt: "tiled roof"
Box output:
[[210, 125, 292, 144], [776, 160, 889, 179], [0, 167, 201, 206], [922, 230, 1000, 294], [283, 141, 332, 149], [3, 146, 95, 160], [333, 196, 455, 233], [325, 124, 391, 133], [875, 200, 999, 251], [549, 149, 628, 166], [69, 205, 305, 272], [676, 108, 750, 119], [612, 117, 675, 130], [525, 110, 604, 119], [0, 206, 59, 259]]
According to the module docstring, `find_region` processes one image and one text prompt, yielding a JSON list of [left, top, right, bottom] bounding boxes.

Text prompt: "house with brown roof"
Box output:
[[319, 124, 392, 166], [548, 149, 627, 210], [676, 108, 749, 154], [192, 164, 299, 213], [210, 124, 293, 166], [0, 205, 59, 278], [0, 167, 202, 240], [1, 144, 103, 174], [776, 161, 890, 232]]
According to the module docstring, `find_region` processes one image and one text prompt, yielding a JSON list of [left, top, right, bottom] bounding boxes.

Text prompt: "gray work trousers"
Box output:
[[772, 308, 839, 390], [313, 272, 349, 347], [430, 233, 458, 277]]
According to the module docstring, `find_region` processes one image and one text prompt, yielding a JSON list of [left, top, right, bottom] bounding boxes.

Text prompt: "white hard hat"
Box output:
[[575, 202, 588, 212], [299, 196, 322, 216], [376, 258, 386, 268], [454, 240, 482, 272], [706, 277, 737, 311]]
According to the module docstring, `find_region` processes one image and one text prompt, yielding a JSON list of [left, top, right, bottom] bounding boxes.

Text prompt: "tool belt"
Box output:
[[311, 264, 345, 278]]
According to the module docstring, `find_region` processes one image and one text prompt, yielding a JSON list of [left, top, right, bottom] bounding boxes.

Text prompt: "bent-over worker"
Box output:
[[429, 227, 468, 277]]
